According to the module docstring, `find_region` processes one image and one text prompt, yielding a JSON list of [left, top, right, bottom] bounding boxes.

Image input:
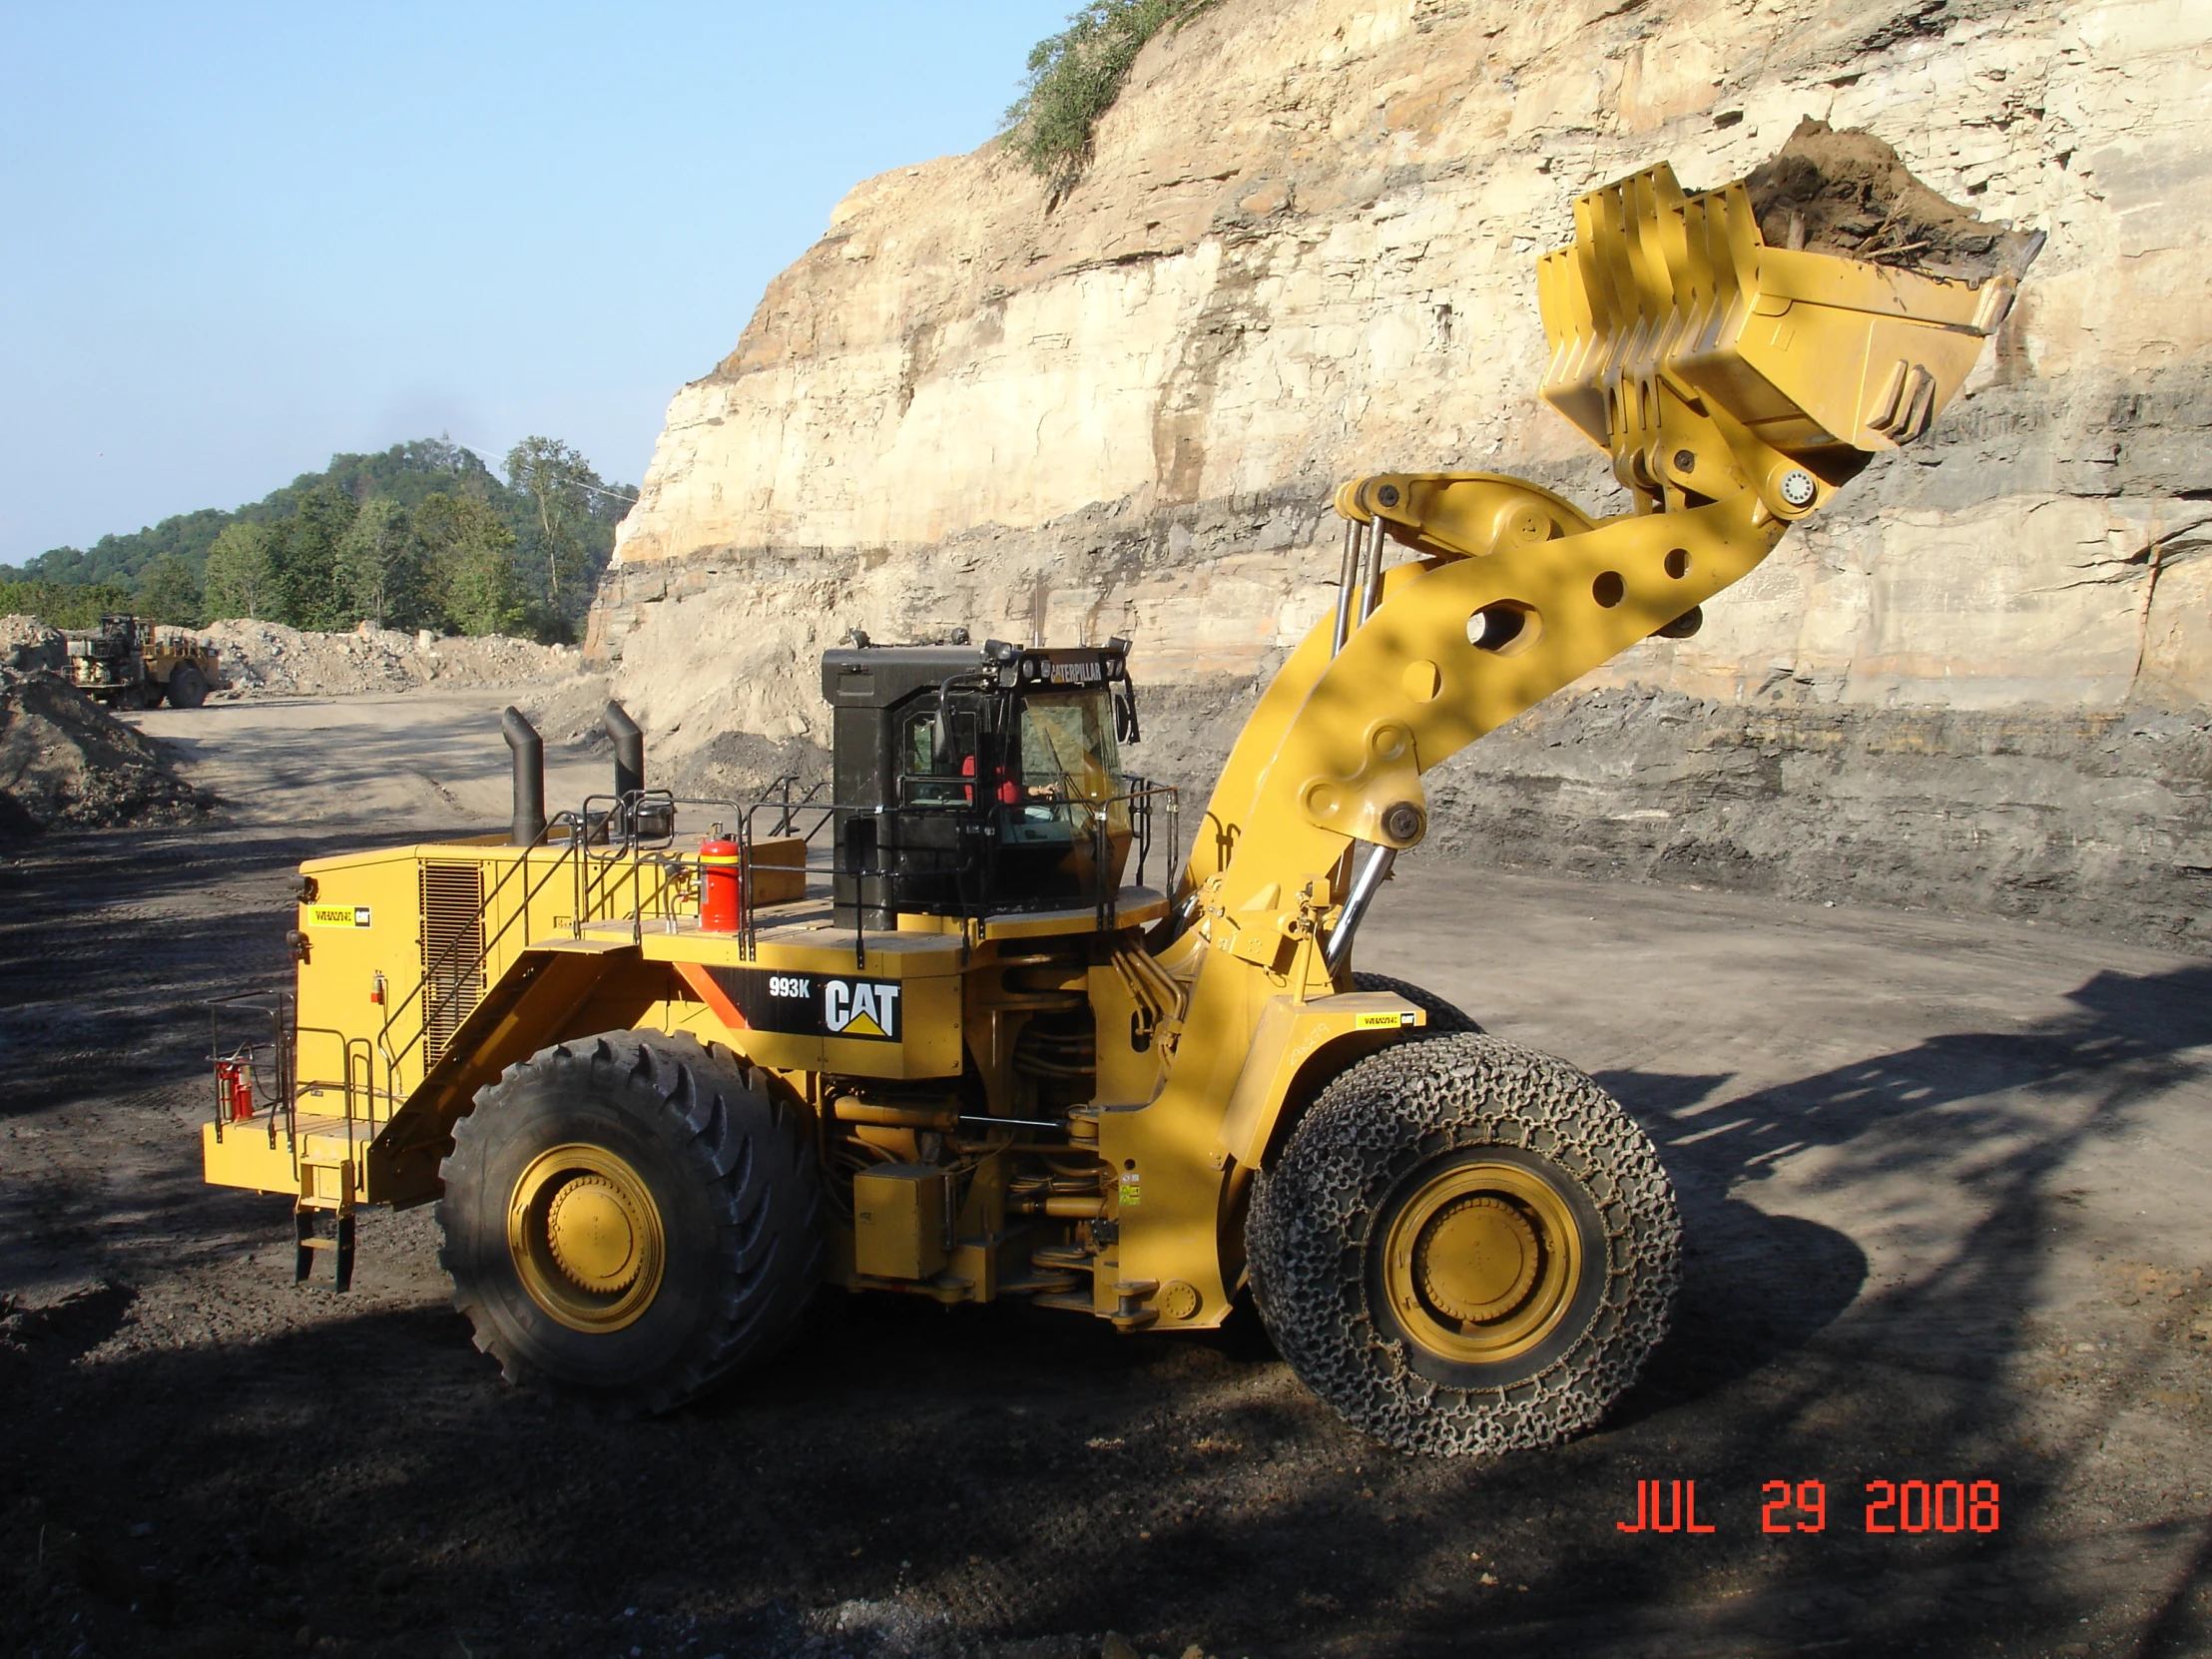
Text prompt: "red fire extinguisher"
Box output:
[[216, 1058, 255, 1122], [699, 835, 742, 933]]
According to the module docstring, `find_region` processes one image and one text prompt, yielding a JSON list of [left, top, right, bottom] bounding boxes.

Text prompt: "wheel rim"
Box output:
[[1382, 1159, 1583, 1366], [506, 1143, 666, 1332]]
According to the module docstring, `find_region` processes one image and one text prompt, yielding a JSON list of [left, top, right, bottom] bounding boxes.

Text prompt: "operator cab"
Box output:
[[823, 636, 1143, 927]]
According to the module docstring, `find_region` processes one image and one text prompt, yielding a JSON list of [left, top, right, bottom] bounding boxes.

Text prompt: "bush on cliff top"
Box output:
[[1003, 0, 1216, 193]]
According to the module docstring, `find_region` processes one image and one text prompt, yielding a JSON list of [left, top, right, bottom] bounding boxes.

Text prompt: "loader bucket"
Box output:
[[1537, 155, 2033, 501]]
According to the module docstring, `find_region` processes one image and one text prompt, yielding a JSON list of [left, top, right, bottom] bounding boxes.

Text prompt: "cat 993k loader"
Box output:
[[201, 153, 2030, 1453]]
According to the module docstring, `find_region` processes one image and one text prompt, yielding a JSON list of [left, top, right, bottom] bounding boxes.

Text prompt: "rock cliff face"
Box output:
[[589, 0, 2212, 946]]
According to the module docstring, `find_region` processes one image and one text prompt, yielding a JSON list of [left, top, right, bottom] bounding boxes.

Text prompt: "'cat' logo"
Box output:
[[825, 979, 901, 1041]]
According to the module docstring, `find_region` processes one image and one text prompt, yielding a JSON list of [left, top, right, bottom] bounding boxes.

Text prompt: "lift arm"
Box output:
[[1180, 159, 2030, 946], [1106, 158, 2035, 1324]]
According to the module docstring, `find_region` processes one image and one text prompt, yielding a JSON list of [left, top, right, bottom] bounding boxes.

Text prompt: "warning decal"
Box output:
[[1356, 1009, 1419, 1030], [308, 904, 371, 928]]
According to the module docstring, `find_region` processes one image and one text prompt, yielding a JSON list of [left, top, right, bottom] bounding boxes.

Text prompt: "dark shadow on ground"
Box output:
[[0, 824, 473, 1114]]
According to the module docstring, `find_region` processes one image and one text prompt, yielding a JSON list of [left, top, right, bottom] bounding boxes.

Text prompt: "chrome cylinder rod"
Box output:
[[1330, 515, 1360, 658], [1323, 838, 1397, 972], [1360, 513, 1388, 623]]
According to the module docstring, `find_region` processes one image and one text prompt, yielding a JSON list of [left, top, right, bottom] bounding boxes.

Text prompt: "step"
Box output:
[[293, 1209, 356, 1293]]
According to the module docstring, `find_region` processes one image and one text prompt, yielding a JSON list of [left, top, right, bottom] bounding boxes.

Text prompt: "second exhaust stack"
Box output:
[[605, 700, 644, 802]]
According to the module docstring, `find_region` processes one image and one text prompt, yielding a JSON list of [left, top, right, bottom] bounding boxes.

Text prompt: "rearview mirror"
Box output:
[[1113, 687, 1141, 746]]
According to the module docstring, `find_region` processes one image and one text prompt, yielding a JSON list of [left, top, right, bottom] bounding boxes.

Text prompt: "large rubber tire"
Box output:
[[437, 1030, 823, 1413], [1249, 1032, 1679, 1456], [1350, 970, 1482, 1033], [166, 664, 208, 709]]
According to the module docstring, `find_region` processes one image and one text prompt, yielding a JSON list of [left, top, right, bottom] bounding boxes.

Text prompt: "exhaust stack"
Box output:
[[501, 707, 546, 845], [604, 700, 644, 803]]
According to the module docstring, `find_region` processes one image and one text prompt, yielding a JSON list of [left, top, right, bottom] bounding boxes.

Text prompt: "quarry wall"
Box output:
[[587, 0, 2212, 946]]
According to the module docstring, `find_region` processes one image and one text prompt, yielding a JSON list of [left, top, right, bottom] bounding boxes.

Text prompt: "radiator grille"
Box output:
[[419, 861, 486, 1065]]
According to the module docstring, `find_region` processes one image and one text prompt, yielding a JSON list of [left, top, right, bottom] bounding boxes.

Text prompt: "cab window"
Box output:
[[896, 702, 979, 807], [1012, 690, 1120, 807]]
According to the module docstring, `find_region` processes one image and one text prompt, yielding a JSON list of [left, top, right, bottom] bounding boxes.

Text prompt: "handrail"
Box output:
[[205, 990, 294, 1148], [376, 811, 586, 1088], [364, 775, 1186, 1119]]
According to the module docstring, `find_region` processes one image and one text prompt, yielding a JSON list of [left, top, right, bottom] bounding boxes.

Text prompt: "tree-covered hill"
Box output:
[[2, 436, 634, 641]]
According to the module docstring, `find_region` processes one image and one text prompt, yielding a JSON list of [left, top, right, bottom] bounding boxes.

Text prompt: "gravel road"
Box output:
[[3, 692, 2209, 1658]]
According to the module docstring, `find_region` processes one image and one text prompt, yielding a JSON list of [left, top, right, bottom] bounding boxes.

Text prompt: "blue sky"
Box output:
[[0, 2, 1073, 565]]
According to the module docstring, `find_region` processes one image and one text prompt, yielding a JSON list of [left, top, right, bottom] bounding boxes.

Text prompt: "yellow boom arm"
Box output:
[[1104, 160, 2029, 1321]]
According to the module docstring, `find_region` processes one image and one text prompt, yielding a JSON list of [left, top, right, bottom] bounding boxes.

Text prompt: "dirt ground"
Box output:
[[4, 691, 2212, 1658]]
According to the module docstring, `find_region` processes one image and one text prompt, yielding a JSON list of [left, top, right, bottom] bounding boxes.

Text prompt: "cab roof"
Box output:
[[820, 638, 1130, 710]]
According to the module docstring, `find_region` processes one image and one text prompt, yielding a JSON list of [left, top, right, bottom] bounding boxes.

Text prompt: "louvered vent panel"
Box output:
[[419, 861, 486, 1066]]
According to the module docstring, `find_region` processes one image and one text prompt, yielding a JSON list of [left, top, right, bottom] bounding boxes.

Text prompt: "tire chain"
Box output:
[[1249, 1032, 1680, 1456], [439, 1029, 823, 1414]]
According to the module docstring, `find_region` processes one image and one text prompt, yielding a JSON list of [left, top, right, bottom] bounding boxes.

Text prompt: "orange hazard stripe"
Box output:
[[674, 960, 750, 1030]]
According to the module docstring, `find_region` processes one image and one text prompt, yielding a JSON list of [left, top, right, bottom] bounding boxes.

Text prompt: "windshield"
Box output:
[[1014, 690, 1120, 804], [891, 685, 1125, 820]]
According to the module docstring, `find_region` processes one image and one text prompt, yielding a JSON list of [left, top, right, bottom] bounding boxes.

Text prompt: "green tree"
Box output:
[[135, 554, 203, 625], [6, 434, 633, 595], [416, 492, 525, 637], [6, 433, 630, 639], [0, 579, 137, 630], [201, 522, 276, 620], [334, 497, 429, 631], [267, 482, 359, 630], [504, 435, 600, 621]]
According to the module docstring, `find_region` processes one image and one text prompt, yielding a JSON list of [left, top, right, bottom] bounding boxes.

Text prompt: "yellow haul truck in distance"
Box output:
[[202, 155, 2033, 1453]]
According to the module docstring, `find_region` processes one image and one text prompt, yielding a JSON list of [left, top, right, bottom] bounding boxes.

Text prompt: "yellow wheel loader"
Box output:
[[200, 151, 2033, 1453], [64, 614, 221, 708]]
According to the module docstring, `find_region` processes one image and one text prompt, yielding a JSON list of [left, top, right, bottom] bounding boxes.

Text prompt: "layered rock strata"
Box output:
[[590, 0, 2212, 946]]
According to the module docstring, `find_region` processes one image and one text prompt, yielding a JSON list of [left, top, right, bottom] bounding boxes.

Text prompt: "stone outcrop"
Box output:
[[590, 0, 2212, 946]]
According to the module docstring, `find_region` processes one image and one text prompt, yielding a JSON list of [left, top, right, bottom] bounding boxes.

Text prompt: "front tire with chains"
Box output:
[[1248, 1032, 1679, 1455], [438, 1030, 823, 1414]]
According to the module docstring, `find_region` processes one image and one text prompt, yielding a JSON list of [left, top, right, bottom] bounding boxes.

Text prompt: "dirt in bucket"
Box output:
[[1743, 117, 2044, 284]]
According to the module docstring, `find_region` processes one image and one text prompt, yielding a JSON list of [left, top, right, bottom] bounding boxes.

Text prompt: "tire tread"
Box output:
[[1248, 1032, 1678, 1456], [436, 1029, 822, 1414]]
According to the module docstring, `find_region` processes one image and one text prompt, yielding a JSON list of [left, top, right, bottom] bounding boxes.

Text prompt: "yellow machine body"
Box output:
[[203, 156, 2020, 1344], [63, 614, 222, 707]]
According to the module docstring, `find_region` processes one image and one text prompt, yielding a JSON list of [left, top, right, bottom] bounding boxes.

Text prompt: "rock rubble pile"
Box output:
[[0, 668, 203, 837], [202, 621, 579, 699], [0, 615, 63, 674]]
